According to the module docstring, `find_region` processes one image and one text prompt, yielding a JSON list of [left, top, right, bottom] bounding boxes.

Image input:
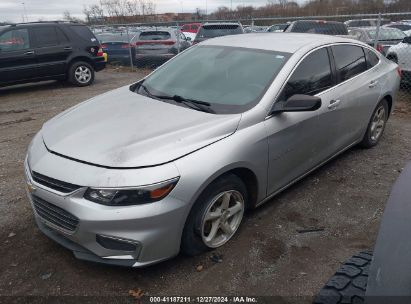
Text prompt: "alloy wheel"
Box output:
[[201, 190, 245, 248], [370, 105, 386, 142], [74, 66, 92, 84]]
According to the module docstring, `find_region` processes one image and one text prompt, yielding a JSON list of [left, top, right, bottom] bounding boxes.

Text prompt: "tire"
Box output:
[[313, 251, 372, 304], [181, 174, 248, 256], [68, 61, 95, 87], [359, 99, 389, 148]]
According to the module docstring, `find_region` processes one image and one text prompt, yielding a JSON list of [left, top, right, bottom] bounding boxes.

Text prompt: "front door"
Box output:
[[265, 47, 336, 195], [0, 28, 37, 84]]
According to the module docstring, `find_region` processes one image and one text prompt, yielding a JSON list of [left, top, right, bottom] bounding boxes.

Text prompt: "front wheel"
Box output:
[[181, 174, 247, 256], [68, 61, 95, 87], [359, 99, 389, 148]]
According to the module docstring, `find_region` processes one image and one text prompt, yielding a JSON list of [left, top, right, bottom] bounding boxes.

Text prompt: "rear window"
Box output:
[[197, 25, 242, 38], [291, 21, 348, 35], [96, 34, 130, 43], [139, 31, 171, 41], [366, 28, 406, 40], [69, 25, 97, 42]]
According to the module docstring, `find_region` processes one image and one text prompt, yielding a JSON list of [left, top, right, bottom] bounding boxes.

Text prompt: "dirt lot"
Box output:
[[0, 69, 410, 301]]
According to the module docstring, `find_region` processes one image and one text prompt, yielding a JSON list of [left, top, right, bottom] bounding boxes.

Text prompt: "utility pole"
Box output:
[[22, 2, 28, 22]]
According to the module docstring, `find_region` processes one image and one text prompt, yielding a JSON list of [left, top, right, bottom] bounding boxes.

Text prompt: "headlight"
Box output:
[[83, 178, 179, 206]]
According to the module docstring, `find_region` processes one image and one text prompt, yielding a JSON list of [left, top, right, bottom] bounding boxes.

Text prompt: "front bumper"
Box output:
[[24, 154, 188, 267]]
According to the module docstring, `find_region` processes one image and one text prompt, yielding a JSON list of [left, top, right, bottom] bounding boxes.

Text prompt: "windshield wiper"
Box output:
[[139, 83, 214, 114]]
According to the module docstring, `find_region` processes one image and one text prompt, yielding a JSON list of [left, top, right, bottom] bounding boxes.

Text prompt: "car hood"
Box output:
[[42, 86, 241, 168]]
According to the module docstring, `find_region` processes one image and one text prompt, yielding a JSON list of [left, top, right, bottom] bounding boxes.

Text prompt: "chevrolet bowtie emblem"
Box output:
[[27, 182, 36, 193]]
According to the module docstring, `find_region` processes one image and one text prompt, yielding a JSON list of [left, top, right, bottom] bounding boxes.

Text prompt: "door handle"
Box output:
[[25, 50, 34, 55], [369, 80, 379, 88], [328, 99, 341, 110], [63, 47, 72, 51]]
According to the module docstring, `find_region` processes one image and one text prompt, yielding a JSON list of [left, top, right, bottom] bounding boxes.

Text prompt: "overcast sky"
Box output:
[[0, 0, 284, 22]]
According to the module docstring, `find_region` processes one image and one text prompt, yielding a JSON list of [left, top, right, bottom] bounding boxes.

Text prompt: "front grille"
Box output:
[[32, 171, 81, 193], [32, 195, 79, 232]]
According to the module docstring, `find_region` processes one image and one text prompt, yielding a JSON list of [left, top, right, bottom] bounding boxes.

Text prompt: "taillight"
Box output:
[[376, 44, 384, 53], [397, 66, 402, 78], [97, 47, 104, 57]]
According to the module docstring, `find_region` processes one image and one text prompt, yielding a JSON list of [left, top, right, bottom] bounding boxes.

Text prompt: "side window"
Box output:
[[282, 48, 333, 100], [56, 27, 69, 44], [32, 26, 59, 47], [364, 48, 380, 69], [0, 29, 30, 51], [332, 45, 367, 82]]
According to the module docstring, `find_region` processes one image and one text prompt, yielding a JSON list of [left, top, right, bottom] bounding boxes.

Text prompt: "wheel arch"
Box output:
[[67, 56, 94, 70], [381, 94, 393, 118]]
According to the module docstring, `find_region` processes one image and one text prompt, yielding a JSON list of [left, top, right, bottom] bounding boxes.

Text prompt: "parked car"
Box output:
[[0, 21, 105, 87], [348, 27, 406, 55], [25, 33, 400, 267], [386, 36, 411, 83], [314, 161, 411, 304], [181, 23, 201, 34], [134, 29, 191, 67], [193, 22, 244, 44], [345, 18, 391, 28], [266, 23, 289, 32], [96, 32, 138, 65], [284, 20, 349, 36], [384, 22, 411, 36], [244, 26, 269, 33]]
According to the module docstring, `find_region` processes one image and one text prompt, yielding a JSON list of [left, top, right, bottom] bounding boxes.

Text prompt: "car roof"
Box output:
[[202, 33, 360, 53]]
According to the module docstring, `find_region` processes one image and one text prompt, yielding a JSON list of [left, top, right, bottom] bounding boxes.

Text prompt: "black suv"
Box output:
[[0, 21, 106, 87]]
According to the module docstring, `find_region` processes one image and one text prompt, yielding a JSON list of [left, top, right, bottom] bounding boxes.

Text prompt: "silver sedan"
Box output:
[[25, 33, 401, 267]]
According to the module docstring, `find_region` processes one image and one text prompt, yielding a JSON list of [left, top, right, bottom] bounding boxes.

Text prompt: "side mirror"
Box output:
[[271, 94, 322, 114], [402, 36, 411, 44]]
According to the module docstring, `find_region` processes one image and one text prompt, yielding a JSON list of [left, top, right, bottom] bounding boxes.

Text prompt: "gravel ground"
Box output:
[[0, 68, 410, 301]]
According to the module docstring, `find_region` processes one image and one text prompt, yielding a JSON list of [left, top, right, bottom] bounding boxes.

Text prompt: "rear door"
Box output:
[[0, 27, 37, 84], [329, 44, 380, 149], [31, 25, 72, 77]]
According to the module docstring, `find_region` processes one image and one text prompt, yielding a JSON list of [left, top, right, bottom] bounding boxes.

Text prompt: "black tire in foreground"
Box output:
[[313, 251, 372, 304], [68, 61, 95, 87]]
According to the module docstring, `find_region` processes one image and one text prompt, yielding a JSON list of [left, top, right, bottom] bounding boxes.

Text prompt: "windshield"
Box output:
[[367, 28, 406, 40], [387, 24, 411, 31], [197, 25, 242, 39], [139, 46, 290, 114], [292, 21, 348, 35]]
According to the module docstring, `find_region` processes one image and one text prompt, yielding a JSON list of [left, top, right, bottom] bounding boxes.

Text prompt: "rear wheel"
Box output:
[[181, 174, 247, 256], [68, 61, 95, 87], [359, 99, 388, 148]]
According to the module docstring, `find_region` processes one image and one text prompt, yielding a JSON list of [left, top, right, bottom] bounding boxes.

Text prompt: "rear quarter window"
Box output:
[[364, 48, 380, 68], [69, 25, 98, 43]]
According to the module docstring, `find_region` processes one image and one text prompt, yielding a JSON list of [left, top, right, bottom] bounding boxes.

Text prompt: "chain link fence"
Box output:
[[89, 12, 411, 103]]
